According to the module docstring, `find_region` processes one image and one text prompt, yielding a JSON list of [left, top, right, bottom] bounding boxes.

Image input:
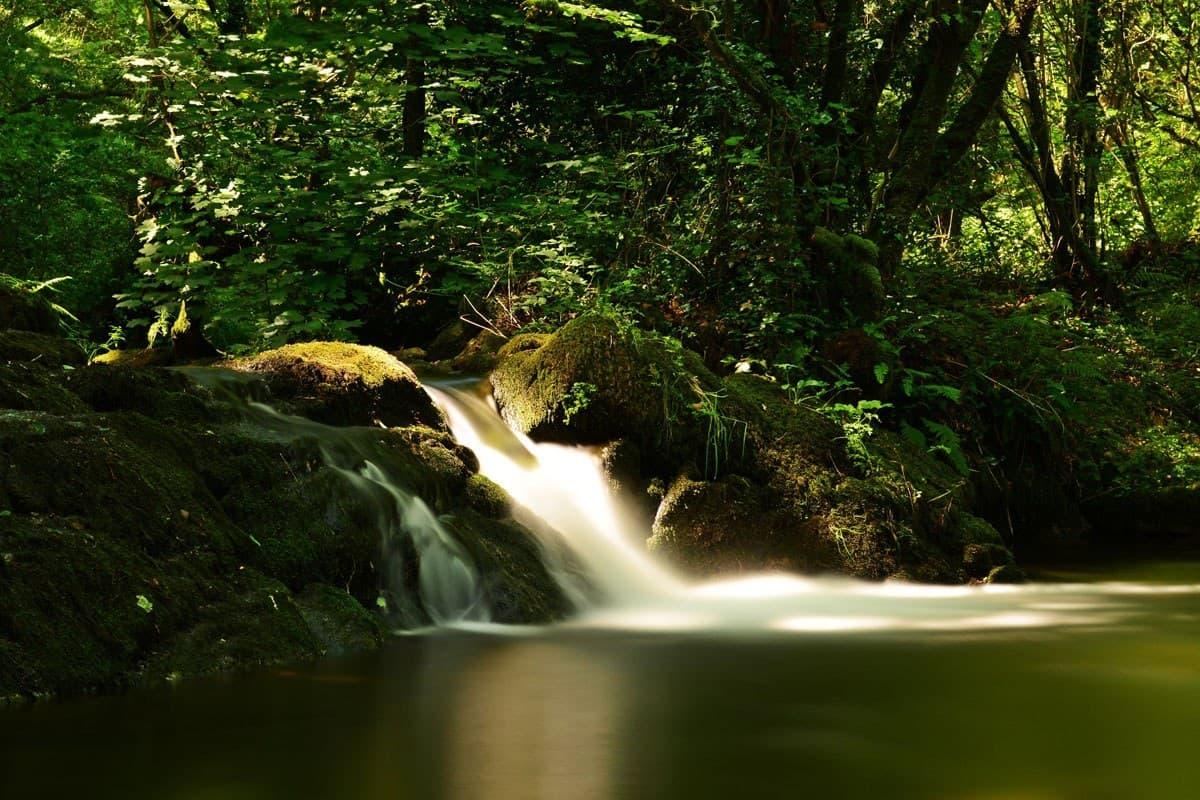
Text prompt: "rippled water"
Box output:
[[3, 561, 1200, 799]]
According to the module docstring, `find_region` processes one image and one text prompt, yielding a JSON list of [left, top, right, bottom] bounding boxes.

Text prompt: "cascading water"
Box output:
[[427, 379, 1200, 634], [185, 368, 487, 626]]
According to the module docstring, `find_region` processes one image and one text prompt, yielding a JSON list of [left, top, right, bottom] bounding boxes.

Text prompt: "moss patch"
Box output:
[[237, 342, 446, 430], [0, 330, 85, 366], [0, 281, 59, 335]]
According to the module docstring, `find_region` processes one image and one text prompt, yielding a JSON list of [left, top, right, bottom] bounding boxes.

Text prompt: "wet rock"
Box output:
[[0, 362, 87, 414], [648, 472, 832, 576], [464, 473, 510, 519], [449, 330, 507, 373], [294, 584, 385, 657], [0, 354, 567, 699], [0, 281, 59, 335], [67, 365, 223, 424], [237, 342, 446, 430], [441, 509, 569, 624], [0, 330, 85, 367]]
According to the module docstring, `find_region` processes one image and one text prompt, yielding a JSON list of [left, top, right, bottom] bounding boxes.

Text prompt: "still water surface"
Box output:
[[2, 561, 1199, 800]]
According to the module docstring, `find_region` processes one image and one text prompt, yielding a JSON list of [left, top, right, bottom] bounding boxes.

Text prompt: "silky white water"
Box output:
[[427, 381, 1200, 634]]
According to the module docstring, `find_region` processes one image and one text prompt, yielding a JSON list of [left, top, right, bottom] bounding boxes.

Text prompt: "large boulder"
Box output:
[[647, 373, 1009, 582], [491, 314, 1017, 583], [0, 347, 568, 699], [0, 330, 85, 367], [0, 280, 59, 335], [237, 342, 446, 430], [490, 315, 720, 472]]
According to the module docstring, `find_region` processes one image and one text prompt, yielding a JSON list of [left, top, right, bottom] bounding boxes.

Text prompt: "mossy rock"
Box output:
[[0, 357, 571, 698], [0, 330, 85, 367], [492, 315, 652, 443], [0, 362, 87, 415], [449, 330, 507, 373], [441, 509, 570, 624], [464, 473, 511, 518], [294, 583, 385, 657], [0, 281, 59, 335], [645, 372, 1012, 582], [66, 365, 224, 424], [92, 347, 175, 368], [490, 315, 713, 464], [649, 472, 835, 576], [237, 342, 446, 430], [138, 571, 324, 684]]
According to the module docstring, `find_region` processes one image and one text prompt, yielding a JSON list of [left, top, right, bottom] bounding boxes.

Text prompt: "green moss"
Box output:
[[0, 330, 85, 366], [238, 341, 446, 429], [810, 227, 885, 321], [643, 369, 1007, 582], [441, 509, 570, 624], [92, 347, 175, 368], [0, 279, 59, 335], [464, 473, 510, 518], [66, 365, 222, 424], [0, 362, 87, 414], [294, 583, 384, 657], [497, 332, 553, 357], [244, 342, 413, 389], [843, 233, 880, 263], [490, 315, 723, 474]]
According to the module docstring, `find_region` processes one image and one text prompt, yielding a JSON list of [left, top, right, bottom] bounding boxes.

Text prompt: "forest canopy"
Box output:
[[1, 1, 1198, 536]]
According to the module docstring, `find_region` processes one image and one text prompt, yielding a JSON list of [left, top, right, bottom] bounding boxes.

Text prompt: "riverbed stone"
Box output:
[[0, 339, 569, 699], [237, 342, 446, 430]]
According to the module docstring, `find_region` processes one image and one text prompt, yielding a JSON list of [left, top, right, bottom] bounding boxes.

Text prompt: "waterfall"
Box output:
[[183, 368, 488, 627], [426, 379, 1198, 634], [425, 382, 683, 607]]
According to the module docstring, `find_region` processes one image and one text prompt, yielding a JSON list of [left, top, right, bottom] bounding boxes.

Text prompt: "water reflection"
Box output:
[[4, 600, 1200, 799]]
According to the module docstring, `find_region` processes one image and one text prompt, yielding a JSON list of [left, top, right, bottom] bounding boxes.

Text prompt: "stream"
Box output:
[[2, 378, 1199, 798]]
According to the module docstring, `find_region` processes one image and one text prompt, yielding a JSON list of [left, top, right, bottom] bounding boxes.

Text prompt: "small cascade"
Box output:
[[427, 379, 1200, 634], [186, 368, 487, 626], [426, 382, 683, 607]]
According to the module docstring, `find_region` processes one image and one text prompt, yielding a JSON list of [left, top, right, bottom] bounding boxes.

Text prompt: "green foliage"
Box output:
[[827, 400, 889, 473], [562, 381, 597, 424]]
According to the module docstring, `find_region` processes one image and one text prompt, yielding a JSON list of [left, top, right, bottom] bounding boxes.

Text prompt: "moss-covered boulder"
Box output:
[[66, 365, 224, 423], [491, 316, 654, 443], [690, 373, 1013, 582], [0, 362, 87, 414], [649, 471, 836, 575], [237, 342, 446, 430], [0, 280, 59, 335], [0, 330, 85, 367], [0, 354, 567, 700], [490, 315, 718, 468], [449, 330, 506, 373]]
